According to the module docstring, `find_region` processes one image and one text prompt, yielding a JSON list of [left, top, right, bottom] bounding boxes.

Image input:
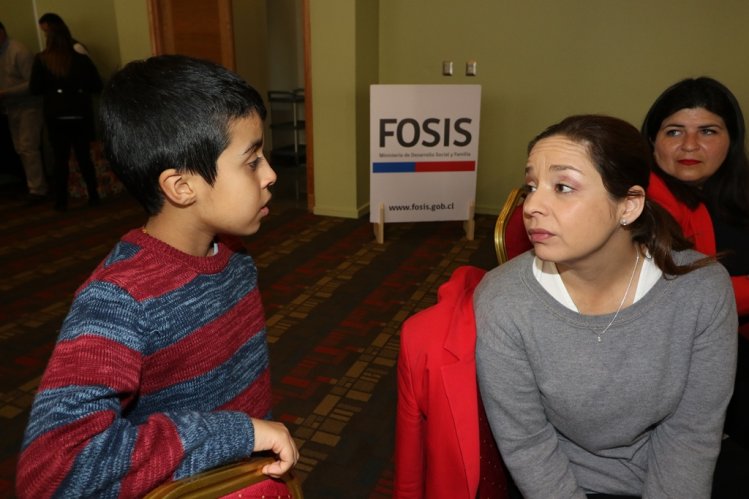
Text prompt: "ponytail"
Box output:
[[629, 198, 714, 276]]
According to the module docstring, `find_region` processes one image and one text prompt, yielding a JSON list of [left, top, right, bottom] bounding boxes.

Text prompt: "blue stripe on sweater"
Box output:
[[21, 385, 119, 450], [58, 281, 146, 351], [104, 240, 140, 267], [170, 410, 255, 479], [140, 254, 258, 354], [58, 253, 258, 355], [54, 426, 133, 499], [128, 330, 270, 422]]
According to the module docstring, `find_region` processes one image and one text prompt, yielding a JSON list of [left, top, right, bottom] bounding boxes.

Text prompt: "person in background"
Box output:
[[476, 114, 736, 498], [30, 21, 101, 211], [0, 21, 48, 203], [641, 76, 749, 450], [38, 12, 88, 55], [16, 55, 298, 498]]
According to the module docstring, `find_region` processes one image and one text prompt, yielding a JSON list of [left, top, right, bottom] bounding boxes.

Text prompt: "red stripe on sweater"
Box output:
[[141, 289, 265, 394], [77, 256, 190, 303], [219, 369, 273, 418], [39, 335, 141, 392], [16, 411, 115, 499], [119, 413, 184, 498]]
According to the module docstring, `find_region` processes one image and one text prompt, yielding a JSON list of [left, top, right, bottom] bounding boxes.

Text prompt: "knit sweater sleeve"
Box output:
[[16, 280, 256, 499], [642, 266, 738, 498], [475, 260, 587, 499]]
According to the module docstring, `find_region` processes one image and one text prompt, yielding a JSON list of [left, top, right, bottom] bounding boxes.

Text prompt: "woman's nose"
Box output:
[[680, 131, 699, 151], [523, 189, 544, 216]]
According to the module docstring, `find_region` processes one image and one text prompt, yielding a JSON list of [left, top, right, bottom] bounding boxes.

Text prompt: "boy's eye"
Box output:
[[248, 156, 262, 170], [523, 184, 536, 193]]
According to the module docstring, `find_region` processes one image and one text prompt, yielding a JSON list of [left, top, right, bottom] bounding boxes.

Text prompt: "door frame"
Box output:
[[147, 0, 314, 210], [146, 0, 236, 71]]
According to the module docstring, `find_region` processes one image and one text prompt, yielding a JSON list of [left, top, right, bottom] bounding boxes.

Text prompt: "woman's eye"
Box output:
[[555, 184, 573, 193], [664, 129, 682, 137], [701, 128, 717, 135]]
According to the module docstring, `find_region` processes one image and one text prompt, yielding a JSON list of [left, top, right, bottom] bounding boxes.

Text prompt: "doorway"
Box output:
[[147, 0, 314, 210]]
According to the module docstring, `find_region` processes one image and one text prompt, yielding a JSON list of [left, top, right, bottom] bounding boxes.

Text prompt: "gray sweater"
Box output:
[[475, 250, 737, 499]]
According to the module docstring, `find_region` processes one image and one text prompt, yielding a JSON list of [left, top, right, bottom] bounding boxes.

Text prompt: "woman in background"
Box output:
[[476, 114, 736, 498], [30, 21, 101, 211], [641, 77, 749, 448]]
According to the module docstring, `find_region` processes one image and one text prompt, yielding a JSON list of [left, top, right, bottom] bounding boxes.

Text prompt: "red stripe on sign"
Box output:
[[415, 161, 475, 172]]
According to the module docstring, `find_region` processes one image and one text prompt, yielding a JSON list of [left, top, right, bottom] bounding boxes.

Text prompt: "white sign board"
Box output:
[[369, 84, 481, 223]]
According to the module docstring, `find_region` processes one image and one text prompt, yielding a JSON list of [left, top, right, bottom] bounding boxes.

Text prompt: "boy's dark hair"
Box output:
[[99, 55, 267, 215]]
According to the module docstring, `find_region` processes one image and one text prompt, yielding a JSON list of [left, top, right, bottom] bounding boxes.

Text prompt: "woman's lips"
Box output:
[[678, 159, 700, 166], [527, 229, 553, 243]]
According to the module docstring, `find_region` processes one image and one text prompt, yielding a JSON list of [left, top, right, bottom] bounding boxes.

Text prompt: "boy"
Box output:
[[16, 55, 298, 498]]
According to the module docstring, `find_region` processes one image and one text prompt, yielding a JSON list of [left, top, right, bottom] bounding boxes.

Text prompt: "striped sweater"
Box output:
[[17, 229, 272, 498]]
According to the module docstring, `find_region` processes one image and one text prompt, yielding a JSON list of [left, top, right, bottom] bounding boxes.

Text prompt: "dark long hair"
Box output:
[[39, 22, 75, 78], [529, 114, 712, 276], [641, 77, 749, 227]]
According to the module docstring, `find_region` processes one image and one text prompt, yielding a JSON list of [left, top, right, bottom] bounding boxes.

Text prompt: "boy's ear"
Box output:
[[159, 169, 197, 207]]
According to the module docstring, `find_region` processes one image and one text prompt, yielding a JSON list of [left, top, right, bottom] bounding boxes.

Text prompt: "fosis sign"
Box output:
[[369, 85, 481, 228]]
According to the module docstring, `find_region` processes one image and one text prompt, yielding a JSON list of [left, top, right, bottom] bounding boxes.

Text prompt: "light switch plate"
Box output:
[[442, 61, 453, 76], [466, 60, 477, 76]]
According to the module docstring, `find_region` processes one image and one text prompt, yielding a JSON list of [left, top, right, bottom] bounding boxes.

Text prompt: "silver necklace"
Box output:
[[592, 251, 640, 342]]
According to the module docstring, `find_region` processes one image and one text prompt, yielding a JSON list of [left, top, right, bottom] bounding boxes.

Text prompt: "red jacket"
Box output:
[[648, 172, 749, 326], [395, 266, 507, 498]]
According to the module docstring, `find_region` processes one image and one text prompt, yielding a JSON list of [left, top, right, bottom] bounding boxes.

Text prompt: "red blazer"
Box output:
[[648, 172, 749, 322], [395, 266, 507, 499]]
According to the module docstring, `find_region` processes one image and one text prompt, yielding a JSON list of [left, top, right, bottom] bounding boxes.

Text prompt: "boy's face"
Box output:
[[193, 113, 276, 236]]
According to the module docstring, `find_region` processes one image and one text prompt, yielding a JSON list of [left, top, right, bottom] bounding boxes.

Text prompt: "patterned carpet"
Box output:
[[0, 183, 499, 498]]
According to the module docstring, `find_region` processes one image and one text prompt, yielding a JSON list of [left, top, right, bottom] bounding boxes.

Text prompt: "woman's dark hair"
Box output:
[[529, 114, 712, 276], [38, 12, 67, 26], [641, 77, 749, 227], [39, 22, 75, 77]]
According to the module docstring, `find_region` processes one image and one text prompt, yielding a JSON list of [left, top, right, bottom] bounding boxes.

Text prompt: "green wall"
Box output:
[[309, 0, 361, 217], [34, 0, 122, 79], [309, 0, 749, 217], [8, 1, 749, 218], [1, 2, 37, 52], [113, 0, 152, 68]]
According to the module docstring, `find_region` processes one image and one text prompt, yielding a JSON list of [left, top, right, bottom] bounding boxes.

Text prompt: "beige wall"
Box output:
[[309, 0, 749, 217], [113, 0, 152, 68], [2, 0, 151, 79], [10, 1, 749, 218], [309, 0, 361, 217], [34, 0, 121, 79], [1, 2, 37, 51]]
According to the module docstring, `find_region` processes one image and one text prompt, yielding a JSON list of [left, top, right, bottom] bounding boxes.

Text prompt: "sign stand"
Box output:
[[372, 201, 474, 244], [463, 201, 475, 241], [370, 84, 481, 244], [374, 203, 385, 244]]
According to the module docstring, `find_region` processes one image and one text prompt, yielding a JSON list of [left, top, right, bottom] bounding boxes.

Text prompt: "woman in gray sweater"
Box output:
[[475, 115, 737, 499]]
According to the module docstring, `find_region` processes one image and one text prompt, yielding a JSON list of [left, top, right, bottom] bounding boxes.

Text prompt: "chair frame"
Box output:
[[144, 457, 303, 499], [493, 187, 527, 264]]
